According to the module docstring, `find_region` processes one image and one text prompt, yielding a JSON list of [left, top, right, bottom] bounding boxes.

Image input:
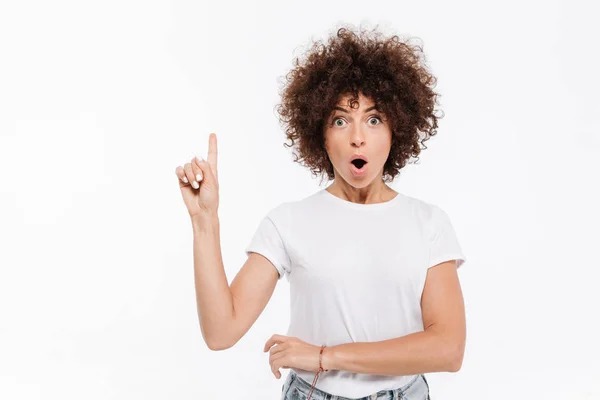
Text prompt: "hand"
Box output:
[[175, 133, 219, 217], [264, 334, 325, 379]]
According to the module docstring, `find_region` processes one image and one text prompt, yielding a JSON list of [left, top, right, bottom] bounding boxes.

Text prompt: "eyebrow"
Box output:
[[333, 105, 379, 114]]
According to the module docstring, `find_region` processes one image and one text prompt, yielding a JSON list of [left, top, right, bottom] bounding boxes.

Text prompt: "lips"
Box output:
[[349, 154, 368, 177], [350, 154, 368, 163], [350, 162, 368, 176], [350, 154, 368, 170]]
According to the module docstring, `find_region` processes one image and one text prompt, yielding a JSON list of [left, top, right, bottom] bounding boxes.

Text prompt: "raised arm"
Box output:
[[191, 212, 279, 350], [175, 133, 280, 350]]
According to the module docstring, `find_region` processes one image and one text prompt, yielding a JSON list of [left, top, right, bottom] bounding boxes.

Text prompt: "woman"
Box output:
[[175, 25, 467, 400]]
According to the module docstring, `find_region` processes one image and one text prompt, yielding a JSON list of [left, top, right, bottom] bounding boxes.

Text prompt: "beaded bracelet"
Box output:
[[306, 345, 328, 400]]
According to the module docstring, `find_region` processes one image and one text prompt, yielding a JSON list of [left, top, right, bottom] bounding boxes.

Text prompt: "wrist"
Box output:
[[322, 345, 336, 372], [191, 212, 219, 233]]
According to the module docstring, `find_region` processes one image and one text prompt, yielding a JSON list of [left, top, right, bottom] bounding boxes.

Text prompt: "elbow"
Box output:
[[447, 354, 463, 372], [205, 330, 241, 351], [200, 324, 234, 351], [446, 344, 465, 372], [203, 330, 234, 351], [207, 342, 230, 351], [206, 337, 232, 351], [201, 315, 239, 351]]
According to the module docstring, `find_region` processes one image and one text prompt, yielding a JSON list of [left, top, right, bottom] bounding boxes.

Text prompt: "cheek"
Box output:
[[379, 135, 393, 156], [323, 137, 342, 161]]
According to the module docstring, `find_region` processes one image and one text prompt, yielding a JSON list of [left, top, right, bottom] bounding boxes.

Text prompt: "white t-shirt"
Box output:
[[245, 188, 466, 398]]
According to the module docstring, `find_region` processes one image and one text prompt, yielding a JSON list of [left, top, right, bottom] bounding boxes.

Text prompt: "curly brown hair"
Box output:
[[275, 24, 444, 184]]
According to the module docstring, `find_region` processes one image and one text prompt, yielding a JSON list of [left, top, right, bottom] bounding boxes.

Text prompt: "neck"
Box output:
[[326, 179, 397, 205]]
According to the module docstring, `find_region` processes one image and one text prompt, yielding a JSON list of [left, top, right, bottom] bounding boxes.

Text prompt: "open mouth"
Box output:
[[351, 159, 367, 169]]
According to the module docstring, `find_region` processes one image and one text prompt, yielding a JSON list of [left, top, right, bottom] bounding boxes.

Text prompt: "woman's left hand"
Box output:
[[263, 334, 324, 379]]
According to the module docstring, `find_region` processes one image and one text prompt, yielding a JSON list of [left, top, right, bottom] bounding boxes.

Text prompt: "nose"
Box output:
[[350, 126, 365, 147]]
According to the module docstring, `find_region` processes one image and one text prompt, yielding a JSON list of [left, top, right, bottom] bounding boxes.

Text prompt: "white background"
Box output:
[[1, 0, 599, 399]]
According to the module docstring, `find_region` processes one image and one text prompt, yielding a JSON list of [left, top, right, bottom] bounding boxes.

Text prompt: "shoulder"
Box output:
[[397, 193, 451, 237], [399, 193, 443, 220], [262, 201, 292, 225], [262, 196, 306, 226], [267, 190, 322, 216]]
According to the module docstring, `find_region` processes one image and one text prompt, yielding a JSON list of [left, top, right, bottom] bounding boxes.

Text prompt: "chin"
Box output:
[[343, 175, 374, 187]]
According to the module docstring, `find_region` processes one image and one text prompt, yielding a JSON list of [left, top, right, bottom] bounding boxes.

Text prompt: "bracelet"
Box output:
[[307, 345, 328, 400], [319, 344, 328, 372]]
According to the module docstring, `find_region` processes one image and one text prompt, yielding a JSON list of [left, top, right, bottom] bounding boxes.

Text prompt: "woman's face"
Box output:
[[323, 92, 392, 187]]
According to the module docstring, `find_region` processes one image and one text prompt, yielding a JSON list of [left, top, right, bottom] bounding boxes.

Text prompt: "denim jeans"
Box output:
[[281, 369, 431, 400]]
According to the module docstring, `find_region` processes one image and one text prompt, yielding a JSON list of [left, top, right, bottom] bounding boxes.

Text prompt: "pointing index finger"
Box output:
[[207, 133, 218, 179]]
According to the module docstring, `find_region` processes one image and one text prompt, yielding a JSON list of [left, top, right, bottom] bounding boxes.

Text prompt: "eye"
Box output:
[[333, 117, 345, 127], [368, 116, 382, 125]]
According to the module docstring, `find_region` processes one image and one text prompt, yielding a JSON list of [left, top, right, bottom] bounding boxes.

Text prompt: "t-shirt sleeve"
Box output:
[[428, 205, 467, 269], [244, 205, 292, 280]]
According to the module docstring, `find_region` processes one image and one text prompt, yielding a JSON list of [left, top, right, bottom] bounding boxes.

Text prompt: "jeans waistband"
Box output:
[[284, 369, 427, 400]]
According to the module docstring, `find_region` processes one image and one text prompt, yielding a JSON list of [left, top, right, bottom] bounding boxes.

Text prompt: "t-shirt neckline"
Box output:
[[320, 187, 402, 210]]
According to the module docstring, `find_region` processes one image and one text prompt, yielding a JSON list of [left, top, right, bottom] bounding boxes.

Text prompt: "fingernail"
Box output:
[[192, 181, 199, 189], [196, 173, 203, 182], [183, 176, 188, 183]]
